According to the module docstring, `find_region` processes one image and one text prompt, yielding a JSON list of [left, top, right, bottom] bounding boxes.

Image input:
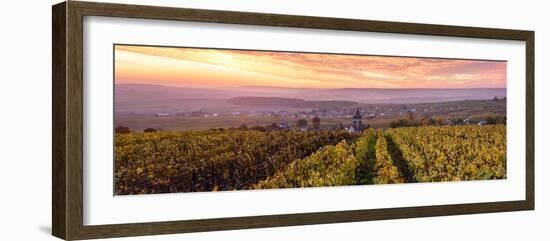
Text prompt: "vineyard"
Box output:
[[115, 125, 506, 195]]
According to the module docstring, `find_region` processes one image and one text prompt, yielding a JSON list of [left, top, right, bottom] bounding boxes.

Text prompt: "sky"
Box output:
[[114, 45, 507, 89]]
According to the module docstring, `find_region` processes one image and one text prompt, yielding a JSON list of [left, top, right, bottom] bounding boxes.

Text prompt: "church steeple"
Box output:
[[353, 107, 362, 119], [352, 108, 363, 132]]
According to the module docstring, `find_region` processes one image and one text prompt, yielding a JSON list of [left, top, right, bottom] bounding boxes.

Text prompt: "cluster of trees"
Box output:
[[389, 112, 424, 128], [117, 116, 324, 134], [389, 112, 506, 128], [233, 124, 279, 132], [115, 126, 157, 134], [296, 116, 321, 130], [233, 116, 322, 132], [115, 126, 132, 134], [485, 116, 507, 125]]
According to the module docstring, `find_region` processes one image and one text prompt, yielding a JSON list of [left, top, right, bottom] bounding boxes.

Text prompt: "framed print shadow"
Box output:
[[52, 1, 534, 240]]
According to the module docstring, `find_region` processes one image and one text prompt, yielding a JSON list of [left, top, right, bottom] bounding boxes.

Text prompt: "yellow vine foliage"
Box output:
[[386, 125, 506, 182], [115, 125, 506, 194]]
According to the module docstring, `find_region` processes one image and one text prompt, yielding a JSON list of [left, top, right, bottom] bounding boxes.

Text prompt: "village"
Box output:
[[147, 97, 506, 132]]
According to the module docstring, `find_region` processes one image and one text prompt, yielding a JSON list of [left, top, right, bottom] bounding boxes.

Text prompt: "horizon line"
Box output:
[[116, 83, 507, 90]]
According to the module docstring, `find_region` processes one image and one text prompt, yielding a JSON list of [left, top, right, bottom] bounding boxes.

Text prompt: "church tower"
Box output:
[[352, 108, 363, 132]]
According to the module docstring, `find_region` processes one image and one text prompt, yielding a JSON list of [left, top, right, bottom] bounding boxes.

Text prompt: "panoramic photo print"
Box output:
[[114, 44, 507, 195]]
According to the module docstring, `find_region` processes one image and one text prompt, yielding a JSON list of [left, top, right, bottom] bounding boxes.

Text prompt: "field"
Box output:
[[116, 115, 390, 131], [114, 125, 506, 195], [115, 99, 506, 131]]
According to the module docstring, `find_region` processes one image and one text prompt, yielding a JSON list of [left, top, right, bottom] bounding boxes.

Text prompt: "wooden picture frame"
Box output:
[[52, 1, 534, 240]]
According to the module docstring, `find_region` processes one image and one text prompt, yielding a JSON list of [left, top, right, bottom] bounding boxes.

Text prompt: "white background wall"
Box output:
[[0, 0, 547, 240]]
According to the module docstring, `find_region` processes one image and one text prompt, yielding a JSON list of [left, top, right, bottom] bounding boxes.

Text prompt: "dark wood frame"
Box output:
[[52, 1, 535, 240]]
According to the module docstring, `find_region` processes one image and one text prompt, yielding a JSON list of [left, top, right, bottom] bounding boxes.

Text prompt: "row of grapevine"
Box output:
[[255, 140, 359, 188], [255, 141, 359, 189], [353, 128, 377, 184], [255, 129, 389, 188], [372, 129, 405, 184], [386, 125, 506, 182], [353, 129, 374, 166], [115, 129, 356, 194]]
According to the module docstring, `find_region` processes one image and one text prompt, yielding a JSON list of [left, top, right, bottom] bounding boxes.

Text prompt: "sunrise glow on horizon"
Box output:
[[114, 45, 507, 89]]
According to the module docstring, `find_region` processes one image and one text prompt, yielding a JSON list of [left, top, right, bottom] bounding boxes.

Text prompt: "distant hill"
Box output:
[[228, 97, 358, 108], [236, 85, 506, 103], [115, 83, 506, 114]]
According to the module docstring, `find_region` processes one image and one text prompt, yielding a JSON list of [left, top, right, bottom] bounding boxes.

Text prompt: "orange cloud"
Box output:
[[115, 45, 506, 89]]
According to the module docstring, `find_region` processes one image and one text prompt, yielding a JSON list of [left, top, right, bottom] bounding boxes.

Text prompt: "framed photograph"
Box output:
[[52, 1, 534, 240]]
